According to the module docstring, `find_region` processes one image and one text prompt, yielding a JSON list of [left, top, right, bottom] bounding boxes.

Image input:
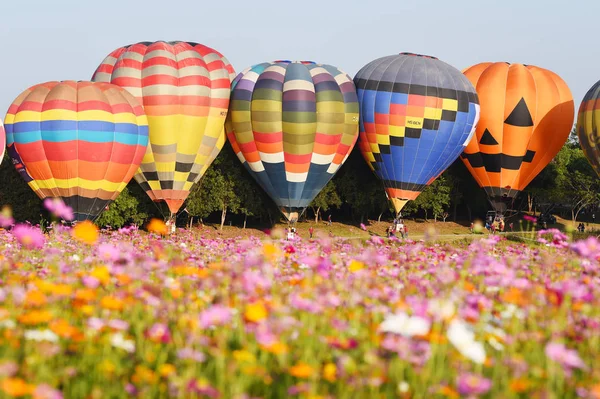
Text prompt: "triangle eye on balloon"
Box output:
[[479, 129, 499, 145], [504, 97, 534, 127]]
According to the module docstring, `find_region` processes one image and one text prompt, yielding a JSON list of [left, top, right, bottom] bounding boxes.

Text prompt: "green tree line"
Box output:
[[0, 130, 597, 229]]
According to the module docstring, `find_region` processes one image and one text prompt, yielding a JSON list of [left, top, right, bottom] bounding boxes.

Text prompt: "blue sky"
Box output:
[[0, 0, 596, 126]]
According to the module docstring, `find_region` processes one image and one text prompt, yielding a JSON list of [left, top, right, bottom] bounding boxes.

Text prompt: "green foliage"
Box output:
[[311, 181, 342, 211], [95, 183, 153, 228], [0, 153, 43, 222], [411, 175, 451, 220]]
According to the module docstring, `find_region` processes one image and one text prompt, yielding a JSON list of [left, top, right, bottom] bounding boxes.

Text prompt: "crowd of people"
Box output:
[[387, 218, 408, 239]]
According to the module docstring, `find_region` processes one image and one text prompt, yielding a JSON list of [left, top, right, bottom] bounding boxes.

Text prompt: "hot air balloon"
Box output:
[[92, 41, 235, 217], [226, 60, 359, 221], [0, 121, 5, 162], [4, 81, 149, 221], [576, 80, 600, 177], [461, 62, 574, 212], [355, 53, 480, 214]]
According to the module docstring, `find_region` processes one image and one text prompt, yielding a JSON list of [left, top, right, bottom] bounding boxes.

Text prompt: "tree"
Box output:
[[411, 175, 452, 221], [0, 153, 43, 223], [310, 181, 342, 223], [95, 183, 155, 228]]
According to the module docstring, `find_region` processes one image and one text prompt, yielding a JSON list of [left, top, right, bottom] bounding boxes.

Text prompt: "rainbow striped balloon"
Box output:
[[4, 81, 149, 221], [0, 121, 5, 163], [92, 41, 235, 215], [226, 60, 359, 221]]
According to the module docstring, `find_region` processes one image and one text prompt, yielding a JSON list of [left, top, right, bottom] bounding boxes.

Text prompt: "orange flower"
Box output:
[[24, 290, 47, 307], [500, 287, 526, 306], [100, 296, 124, 311], [438, 385, 459, 399], [289, 362, 313, 378], [158, 364, 176, 377], [509, 378, 531, 393], [72, 220, 99, 245], [591, 383, 600, 399], [1, 378, 33, 397], [147, 219, 167, 235], [18, 310, 52, 325], [244, 302, 268, 323], [74, 289, 97, 303], [50, 319, 79, 339]]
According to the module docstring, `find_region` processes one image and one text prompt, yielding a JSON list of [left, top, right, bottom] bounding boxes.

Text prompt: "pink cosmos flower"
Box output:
[[456, 372, 492, 396], [32, 384, 63, 399], [146, 323, 171, 343], [199, 305, 232, 328], [545, 342, 587, 371], [12, 224, 45, 249], [177, 347, 206, 362], [360, 223, 367, 231], [44, 198, 74, 221]]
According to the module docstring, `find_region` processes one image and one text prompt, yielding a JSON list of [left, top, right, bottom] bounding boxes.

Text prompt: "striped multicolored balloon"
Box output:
[[0, 121, 5, 163], [226, 60, 359, 221], [92, 41, 235, 215], [4, 81, 149, 221]]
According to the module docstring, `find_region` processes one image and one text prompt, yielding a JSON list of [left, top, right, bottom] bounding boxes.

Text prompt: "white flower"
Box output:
[[0, 319, 16, 329], [24, 329, 59, 342], [179, 242, 187, 248], [500, 304, 525, 320], [379, 312, 431, 337], [398, 381, 410, 393], [72, 254, 80, 261], [110, 332, 135, 353], [428, 299, 455, 320], [488, 336, 504, 351], [447, 319, 486, 364]]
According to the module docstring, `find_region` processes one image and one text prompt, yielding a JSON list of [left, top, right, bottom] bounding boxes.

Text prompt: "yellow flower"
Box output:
[[18, 310, 52, 326], [244, 302, 268, 323], [233, 350, 256, 363], [323, 362, 337, 382], [132, 365, 157, 384], [348, 260, 365, 272], [24, 290, 47, 307], [158, 364, 176, 377], [100, 296, 124, 311], [263, 243, 279, 261], [74, 289, 96, 302], [91, 266, 111, 285], [1, 378, 34, 397], [72, 220, 99, 245], [147, 219, 167, 235], [51, 284, 73, 297], [98, 359, 116, 374], [289, 362, 313, 378], [260, 341, 288, 355]]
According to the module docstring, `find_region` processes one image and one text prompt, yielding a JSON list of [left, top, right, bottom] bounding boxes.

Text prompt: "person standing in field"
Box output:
[[328, 214, 332, 226], [309, 226, 314, 239]]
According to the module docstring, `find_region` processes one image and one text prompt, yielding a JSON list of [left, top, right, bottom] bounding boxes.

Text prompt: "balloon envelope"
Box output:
[[92, 41, 235, 214], [4, 81, 148, 221], [461, 62, 574, 212], [577, 80, 600, 177], [354, 53, 480, 213], [0, 121, 5, 162], [226, 60, 359, 221]]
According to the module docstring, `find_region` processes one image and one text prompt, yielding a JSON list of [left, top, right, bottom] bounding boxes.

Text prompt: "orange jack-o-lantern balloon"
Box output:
[[460, 62, 574, 212]]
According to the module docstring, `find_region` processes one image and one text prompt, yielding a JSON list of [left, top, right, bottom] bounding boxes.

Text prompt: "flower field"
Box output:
[[0, 216, 599, 398]]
